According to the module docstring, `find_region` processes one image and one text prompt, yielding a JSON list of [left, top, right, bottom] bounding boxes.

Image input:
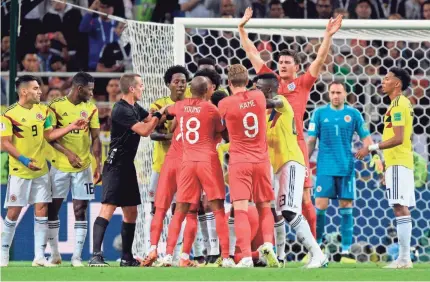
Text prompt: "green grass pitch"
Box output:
[[1, 262, 429, 281]]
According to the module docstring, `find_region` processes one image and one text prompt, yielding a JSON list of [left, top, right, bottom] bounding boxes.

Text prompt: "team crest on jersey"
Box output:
[[344, 115, 351, 123], [36, 113, 44, 121], [287, 82, 296, 91], [316, 186, 322, 192], [80, 111, 88, 119], [10, 194, 17, 202]]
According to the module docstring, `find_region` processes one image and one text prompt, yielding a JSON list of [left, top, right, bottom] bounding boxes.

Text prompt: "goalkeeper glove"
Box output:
[[369, 154, 384, 174]]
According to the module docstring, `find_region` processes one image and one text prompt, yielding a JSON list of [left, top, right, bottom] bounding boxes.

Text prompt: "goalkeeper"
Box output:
[[307, 82, 383, 263]]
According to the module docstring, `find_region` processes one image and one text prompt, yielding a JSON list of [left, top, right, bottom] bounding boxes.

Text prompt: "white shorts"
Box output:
[[275, 161, 305, 214], [148, 171, 159, 202], [385, 165, 415, 207], [4, 173, 52, 208], [50, 166, 95, 200]]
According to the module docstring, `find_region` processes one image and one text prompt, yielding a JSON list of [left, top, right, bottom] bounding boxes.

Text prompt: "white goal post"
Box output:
[[128, 18, 430, 262]]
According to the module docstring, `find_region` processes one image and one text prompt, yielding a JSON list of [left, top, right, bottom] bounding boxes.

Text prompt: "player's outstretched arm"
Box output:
[[150, 131, 173, 141], [1, 136, 41, 171], [44, 118, 88, 142], [356, 126, 404, 159], [308, 15, 343, 77], [238, 7, 265, 73], [50, 141, 83, 169]]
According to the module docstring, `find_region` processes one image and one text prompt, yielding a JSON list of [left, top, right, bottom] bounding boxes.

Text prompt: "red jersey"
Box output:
[[169, 98, 224, 162], [165, 124, 183, 160], [218, 90, 269, 164], [258, 65, 317, 141]]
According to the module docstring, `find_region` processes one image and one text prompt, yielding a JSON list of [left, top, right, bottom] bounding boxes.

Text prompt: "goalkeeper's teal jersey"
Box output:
[[308, 104, 370, 176]]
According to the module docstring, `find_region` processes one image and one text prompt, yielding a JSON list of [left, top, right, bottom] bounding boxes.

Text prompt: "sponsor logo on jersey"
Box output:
[[21, 118, 26, 122], [36, 113, 44, 121], [323, 118, 329, 123], [80, 111, 88, 119], [287, 82, 296, 91], [10, 194, 17, 202], [63, 112, 68, 116], [344, 115, 351, 122]]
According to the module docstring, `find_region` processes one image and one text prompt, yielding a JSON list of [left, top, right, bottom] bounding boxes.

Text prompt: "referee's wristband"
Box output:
[[152, 112, 162, 120], [18, 155, 31, 167], [368, 143, 379, 152]]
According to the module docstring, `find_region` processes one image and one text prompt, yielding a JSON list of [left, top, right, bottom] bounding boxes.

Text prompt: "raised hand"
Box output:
[[326, 14, 343, 36], [239, 7, 253, 28], [28, 158, 41, 171]]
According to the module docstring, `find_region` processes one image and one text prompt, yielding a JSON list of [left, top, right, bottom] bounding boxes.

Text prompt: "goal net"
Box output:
[[129, 18, 430, 262]]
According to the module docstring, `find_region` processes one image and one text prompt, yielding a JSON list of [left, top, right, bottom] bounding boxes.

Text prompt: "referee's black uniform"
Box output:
[[102, 99, 149, 206]]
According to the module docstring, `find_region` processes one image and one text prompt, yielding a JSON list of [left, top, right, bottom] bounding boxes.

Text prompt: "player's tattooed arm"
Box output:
[[150, 132, 173, 141], [238, 7, 265, 73], [309, 14, 343, 77], [307, 136, 317, 159], [266, 97, 284, 109], [50, 141, 83, 169]]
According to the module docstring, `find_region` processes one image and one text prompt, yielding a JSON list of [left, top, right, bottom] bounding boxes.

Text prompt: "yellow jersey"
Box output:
[[149, 96, 175, 172], [0, 103, 52, 179], [48, 97, 100, 172], [382, 95, 414, 169], [266, 95, 305, 173]]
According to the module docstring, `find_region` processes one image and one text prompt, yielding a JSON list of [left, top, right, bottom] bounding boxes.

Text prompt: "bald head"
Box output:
[[190, 76, 208, 98]]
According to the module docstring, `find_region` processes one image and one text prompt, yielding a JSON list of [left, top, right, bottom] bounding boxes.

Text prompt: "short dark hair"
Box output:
[[328, 81, 346, 91], [194, 69, 221, 90], [72, 72, 94, 87], [256, 73, 278, 81], [119, 73, 141, 93], [269, 0, 282, 7], [164, 65, 189, 85], [197, 57, 215, 67], [15, 75, 40, 90], [99, 0, 115, 7], [211, 90, 228, 107], [390, 67, 411, 91], [278, 49, 301, 65]]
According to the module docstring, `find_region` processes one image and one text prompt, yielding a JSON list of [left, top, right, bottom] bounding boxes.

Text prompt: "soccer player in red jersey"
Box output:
[[218, 64, 278, 268], [238, 7, 343, 237], [159, 76, 235, 268]]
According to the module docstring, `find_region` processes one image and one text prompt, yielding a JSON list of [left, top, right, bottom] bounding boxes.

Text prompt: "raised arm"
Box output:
[[308, 15, 343, 77], [238, 7, 265, 73]]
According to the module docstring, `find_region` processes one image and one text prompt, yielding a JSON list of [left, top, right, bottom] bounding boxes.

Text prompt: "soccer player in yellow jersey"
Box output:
[[148, 66, 188, 211], [0, 75, 86, 267], [46, 72, 101, 267], [257, 73, 327, 268], [356, 68, 414, 269]]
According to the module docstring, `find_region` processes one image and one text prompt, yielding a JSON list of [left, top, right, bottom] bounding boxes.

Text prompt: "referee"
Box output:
[[89, 73, 165, 267]]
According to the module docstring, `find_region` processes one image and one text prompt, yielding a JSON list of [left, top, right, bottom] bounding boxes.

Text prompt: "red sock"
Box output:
[[302, 201, 316, 238], [150, 208, 167, 246], [259, 207, 274, 244], [213, 209, 230, 258], [165, 211, 186, 255], [182, 213, 197, 255], [234, 210, 251, 258]]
